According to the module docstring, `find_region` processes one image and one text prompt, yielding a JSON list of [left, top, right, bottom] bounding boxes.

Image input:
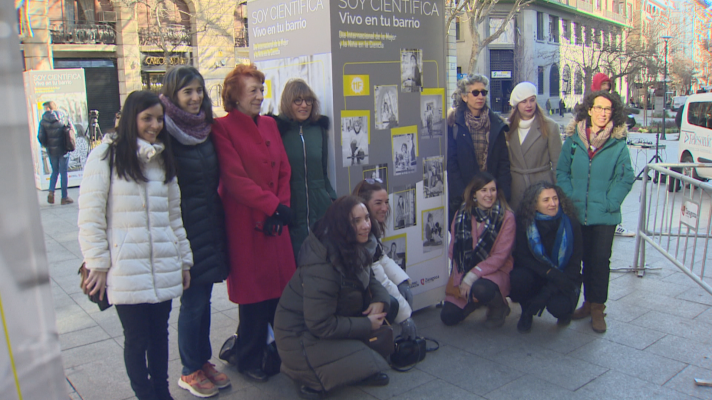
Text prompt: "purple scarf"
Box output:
[[159, 94, 211, 145]]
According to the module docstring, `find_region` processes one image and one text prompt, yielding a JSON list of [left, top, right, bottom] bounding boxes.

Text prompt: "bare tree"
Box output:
[[670, 57, 695, 95], [445, 0, 534, 74]]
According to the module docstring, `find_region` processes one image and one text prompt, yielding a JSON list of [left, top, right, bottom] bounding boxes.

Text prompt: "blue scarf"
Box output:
[[526, 208, 573, 271]]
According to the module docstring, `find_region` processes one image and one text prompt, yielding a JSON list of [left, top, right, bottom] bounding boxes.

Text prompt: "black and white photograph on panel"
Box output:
[[423, 156, 444, 198], [374, 85, 399, 130], [400, 49, 422, 93], [392, 130, 417, 176], [383, 233, 407, 271], [419, 93, 444, 138], [421, 207, 445, 253], [362, 163, 388, 192], [340, 112, 369, 166], [393, 184, 416, 230]]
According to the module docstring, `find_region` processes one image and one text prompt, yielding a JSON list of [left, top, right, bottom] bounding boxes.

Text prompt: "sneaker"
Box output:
[[202, 362, 231, 389], [61, 197, 74, 205], [178, 370, 218, 398], [614, 224, 635, 237]]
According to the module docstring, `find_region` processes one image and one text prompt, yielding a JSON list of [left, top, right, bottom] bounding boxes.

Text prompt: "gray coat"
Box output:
[[274, 232, 390, 392], [507, 116, 562, 211]]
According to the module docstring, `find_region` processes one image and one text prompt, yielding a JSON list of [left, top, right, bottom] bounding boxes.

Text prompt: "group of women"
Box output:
[[443, 76, 634, 337], [77, 63, 417, 400], [76, 64, 635, 400]]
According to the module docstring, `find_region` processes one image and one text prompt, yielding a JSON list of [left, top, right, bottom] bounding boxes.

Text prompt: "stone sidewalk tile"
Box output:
[[615, 290, 709, 319], [359, 367, 437, 399], [391, 379, 486, 400], [663, 364, 712, 400], [645, 335, 712, 371], [629, 310, 712, 344], [578, 370, 699, 400], [484, 374, 597, 400]]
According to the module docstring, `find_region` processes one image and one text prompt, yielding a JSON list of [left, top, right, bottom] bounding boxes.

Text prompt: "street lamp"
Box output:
[[661, 35, 672, 141]]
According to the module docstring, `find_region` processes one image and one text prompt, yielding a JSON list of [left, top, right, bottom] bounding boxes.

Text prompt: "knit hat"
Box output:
[[509, 82, 538, 107], [591, 73, 611, 91]]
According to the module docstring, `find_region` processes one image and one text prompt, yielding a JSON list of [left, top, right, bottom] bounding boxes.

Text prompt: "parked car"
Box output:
[[669, 93, 712, 191]]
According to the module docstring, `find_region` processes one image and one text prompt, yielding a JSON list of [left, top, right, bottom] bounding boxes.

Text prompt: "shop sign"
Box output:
[[491, 71, 512, 79], [141, 53, 191, 71]]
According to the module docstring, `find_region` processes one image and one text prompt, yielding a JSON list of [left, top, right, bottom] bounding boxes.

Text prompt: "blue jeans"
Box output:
[[48, 154, 69, 199], [178, 283, 213, 376]]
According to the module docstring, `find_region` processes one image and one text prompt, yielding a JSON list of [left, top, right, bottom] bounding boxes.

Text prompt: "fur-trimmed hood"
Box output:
[[267, 113, 329, 136], [564, 119, 628, 140]]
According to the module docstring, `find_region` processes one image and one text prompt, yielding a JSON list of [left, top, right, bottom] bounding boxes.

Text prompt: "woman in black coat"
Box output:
[[509, 182, 583, 333]]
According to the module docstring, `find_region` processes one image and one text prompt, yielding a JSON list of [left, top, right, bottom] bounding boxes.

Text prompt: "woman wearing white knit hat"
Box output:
[[505, 82, 562, 210]]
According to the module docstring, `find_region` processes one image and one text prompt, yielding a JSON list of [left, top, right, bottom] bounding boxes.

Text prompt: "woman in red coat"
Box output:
[[212, 64, 296, 382]]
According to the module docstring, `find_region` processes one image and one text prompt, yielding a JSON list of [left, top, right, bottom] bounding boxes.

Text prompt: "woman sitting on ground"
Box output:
[[274, 195, 392, 399], [509, 182, 583, 333], [442, 172, 515, 328]]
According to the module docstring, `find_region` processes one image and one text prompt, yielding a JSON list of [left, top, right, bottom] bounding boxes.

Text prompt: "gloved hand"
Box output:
[[397, 281, 414, 308], [274, 204, 292, 226], [263, 215, 284, 236], [400, 318, 417, 340], [547, 268, 577, 294], [527, 294, 549, 317]]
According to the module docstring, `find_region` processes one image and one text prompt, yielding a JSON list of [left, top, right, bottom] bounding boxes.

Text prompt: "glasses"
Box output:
[[365, 178, 383, 184], [591, 106, 613, 114], [293, 98, 314, 106], [470, 90, 488, 97]]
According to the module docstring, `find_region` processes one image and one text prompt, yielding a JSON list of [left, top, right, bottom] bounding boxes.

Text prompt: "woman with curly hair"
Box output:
[[556, 90, 634, 333], [442, 172, 515, 328], [274, 196, 391, 399], [509, 182, 582, 333]]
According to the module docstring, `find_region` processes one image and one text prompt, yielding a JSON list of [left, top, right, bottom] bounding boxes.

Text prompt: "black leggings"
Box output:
[[236, 298, 279, 372], [440, 278, 499, 326], [509, 268, 577, 319]]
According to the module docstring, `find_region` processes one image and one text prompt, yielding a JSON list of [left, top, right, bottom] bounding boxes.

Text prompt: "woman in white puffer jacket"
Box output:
[[353, 179, 417, 339], [79, 90, 192, 400]]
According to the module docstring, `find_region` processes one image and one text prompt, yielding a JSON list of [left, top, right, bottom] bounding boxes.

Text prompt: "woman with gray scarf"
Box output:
[[447, 74, 511, 225]]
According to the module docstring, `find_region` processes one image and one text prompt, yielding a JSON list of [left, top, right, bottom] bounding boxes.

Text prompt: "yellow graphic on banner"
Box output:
[[344, 75, 370, 96], [264, 79, 273, 99]]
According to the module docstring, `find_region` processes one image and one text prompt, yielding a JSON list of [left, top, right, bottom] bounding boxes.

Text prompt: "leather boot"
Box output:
[[571, 301, 591, 320], [484, 295, 510, 329], [590, 303, 607, 333], [47, 192, 55, 204]]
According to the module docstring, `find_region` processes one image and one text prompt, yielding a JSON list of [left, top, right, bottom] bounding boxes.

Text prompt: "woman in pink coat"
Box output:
[[442, 171, 515, 329], [212, 64, 296, 382]]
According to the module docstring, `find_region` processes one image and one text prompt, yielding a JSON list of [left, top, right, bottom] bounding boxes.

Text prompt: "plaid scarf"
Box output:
[[577, 119, 613, 156], [526, 209, 573, 272], [453, 200, 504, 274], [465, 107, 490, 171]]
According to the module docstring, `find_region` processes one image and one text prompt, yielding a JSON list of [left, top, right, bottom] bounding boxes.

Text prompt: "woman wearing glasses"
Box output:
[[447, 74, 511, 225], [556, 90, 634, 333], [269, 79, 337, 260]]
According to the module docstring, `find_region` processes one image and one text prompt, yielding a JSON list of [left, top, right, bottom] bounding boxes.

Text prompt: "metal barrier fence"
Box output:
[[632, 163, 712, 295]]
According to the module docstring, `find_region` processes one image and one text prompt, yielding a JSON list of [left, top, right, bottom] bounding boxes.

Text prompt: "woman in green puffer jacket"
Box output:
[[270, 79, 337, 261], [556, 90, 635, 334]]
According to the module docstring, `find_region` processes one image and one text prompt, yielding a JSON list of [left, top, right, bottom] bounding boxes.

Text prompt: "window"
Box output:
[[574, 23, 582, 45], [456, 18, 461, 41], [687, 102, 712, 129], [537, 12, 544, 41], [549, 16, 559, 43], [593, 28, 600, 48], [601, 30, 607, 48], [538, 66, 545, 94], [562, 19, 570, 41], [574, 67, 583, 95], [550, 64, 560, 96], [584, 26, 591, 47], [563, 65, 572, 94]]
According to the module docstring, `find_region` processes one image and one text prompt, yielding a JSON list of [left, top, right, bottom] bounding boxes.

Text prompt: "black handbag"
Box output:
[[364, 323, 395, 359], [218, 334, 239, 366], [218, 333, 281, 377], [78, 262, 112, 311], [390, 336, 439, 371]]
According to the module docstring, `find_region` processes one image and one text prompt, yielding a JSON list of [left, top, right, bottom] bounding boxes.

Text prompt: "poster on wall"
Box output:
[[420, 88, 446, 139], [23, 69, 89, 190], [341, 111, 369, 166], [423, 156, 444, 198]]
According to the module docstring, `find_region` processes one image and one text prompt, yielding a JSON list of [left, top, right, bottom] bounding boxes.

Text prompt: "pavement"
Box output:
[[47, 113, 712, 400]]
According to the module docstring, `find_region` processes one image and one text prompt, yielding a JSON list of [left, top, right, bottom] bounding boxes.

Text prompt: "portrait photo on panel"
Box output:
[[383, 234, 407, 271], [374, 85, 399, 130], [393, 184, 416, 230], [422, 207, 445, 253], [393, 132, 417, 176], [362, 163, 388, 192], [400, 49, 422, 93], [341, 116, 369, 166], [423, 156, 444, 198], [419, 94, 444, 138]]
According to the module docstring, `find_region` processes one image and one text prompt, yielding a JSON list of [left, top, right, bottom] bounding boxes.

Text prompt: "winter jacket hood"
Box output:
[[38, 110, 69, 157], [591, 73, 611, 91], [563, 119, 628, 140]]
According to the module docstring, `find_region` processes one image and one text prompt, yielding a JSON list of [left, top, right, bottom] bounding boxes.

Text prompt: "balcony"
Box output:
[[235, 27, 248, 47], [576, 0, 593, 13], [138, 24, 191, 47], [49, 21, 116, 45]]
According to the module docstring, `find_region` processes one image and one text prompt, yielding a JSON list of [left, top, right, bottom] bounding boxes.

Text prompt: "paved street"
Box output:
[[46, 117, 712, 399]]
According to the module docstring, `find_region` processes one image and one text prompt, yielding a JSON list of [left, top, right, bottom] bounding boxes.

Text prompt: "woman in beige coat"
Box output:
[[506, 82, 562, 210]]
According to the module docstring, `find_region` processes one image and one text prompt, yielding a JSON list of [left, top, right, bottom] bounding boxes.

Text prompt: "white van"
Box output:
[[676, 92, 712, 180]]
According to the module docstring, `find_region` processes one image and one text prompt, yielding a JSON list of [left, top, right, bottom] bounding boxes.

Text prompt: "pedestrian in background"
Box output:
[[556, 90, 634, 333], [78, 90, 192, 400], [505, 82, 562, 210], [268, 79, 337, 261], [212, 64, 296, 383], [161, 66, 230, 398], [38, 100, 74, 205]]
